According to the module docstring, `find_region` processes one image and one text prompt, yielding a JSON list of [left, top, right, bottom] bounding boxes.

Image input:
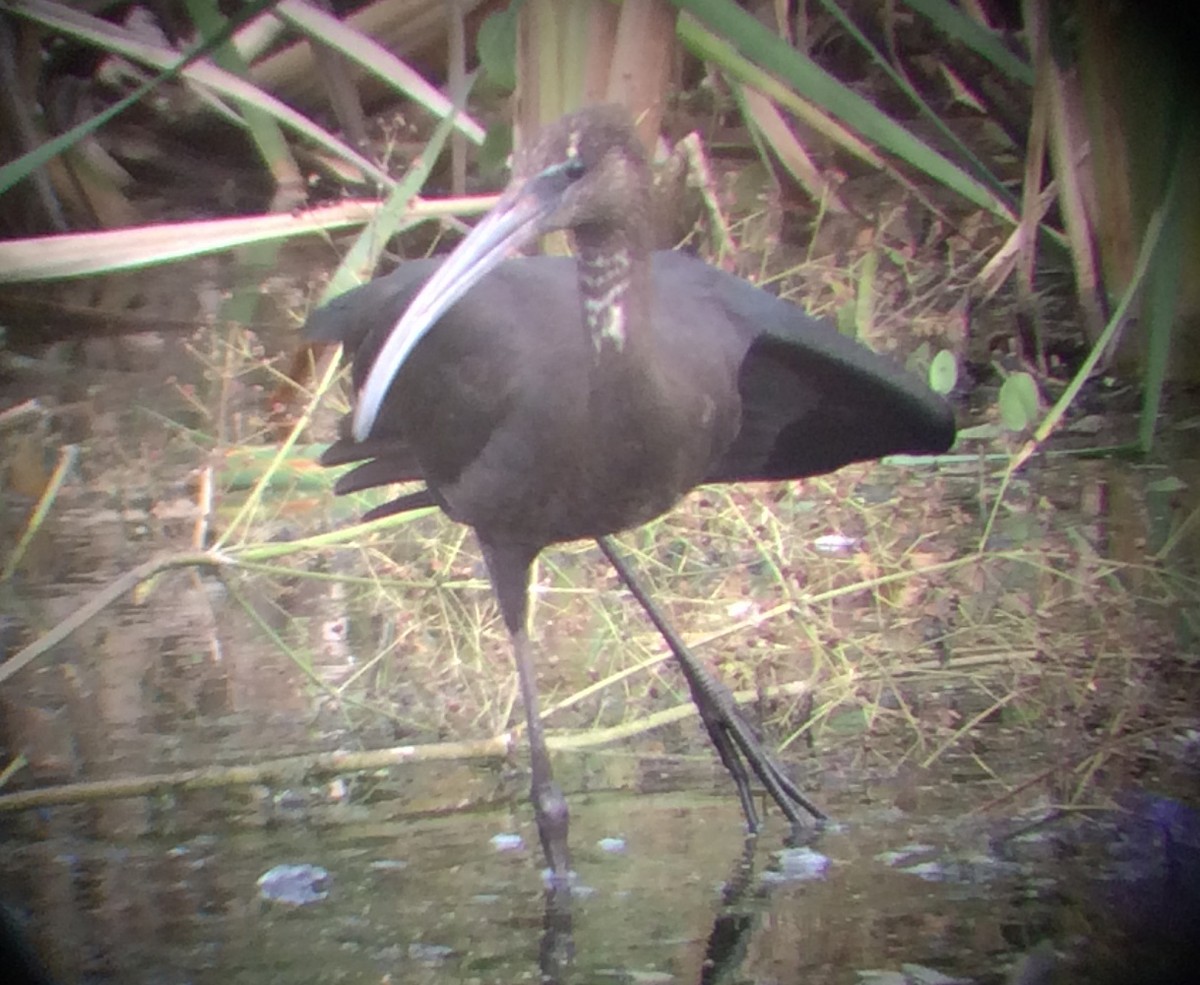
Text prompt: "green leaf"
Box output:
[[998, 372, 1040, 431], [478, 120, 514, 178], [1145, 475, 1186, 494], [957, 422, 1003, 440], [929, 349, 958, 395], [835, 301, 858, 338], [825, 707, 868, 735], [477, 3, 520, 94], [855, 249, 877, 336]]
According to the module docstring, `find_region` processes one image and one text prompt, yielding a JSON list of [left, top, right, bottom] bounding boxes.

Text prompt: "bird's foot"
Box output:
[[689, 676, 827, 828]]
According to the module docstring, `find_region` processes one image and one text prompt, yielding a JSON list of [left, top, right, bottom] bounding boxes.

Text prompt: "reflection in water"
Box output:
[[5, 778, 1199, 983], [539, 880, 573, 985], [698, 836, 759, 985]]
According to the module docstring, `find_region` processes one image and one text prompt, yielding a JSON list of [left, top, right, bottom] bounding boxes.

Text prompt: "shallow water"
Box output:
[[3, 751, 1199, 984]]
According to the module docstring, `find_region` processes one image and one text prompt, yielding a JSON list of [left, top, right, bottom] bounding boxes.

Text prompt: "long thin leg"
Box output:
[[596, 536, 826, 827], [479, 539, 572, 881]]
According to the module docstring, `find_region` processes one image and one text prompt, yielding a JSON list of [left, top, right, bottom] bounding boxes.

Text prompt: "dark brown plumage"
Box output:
[[308, 105, 955, 881]]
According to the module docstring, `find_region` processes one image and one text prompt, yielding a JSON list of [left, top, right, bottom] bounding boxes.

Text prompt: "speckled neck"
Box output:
[[574, 222, 649, 356]]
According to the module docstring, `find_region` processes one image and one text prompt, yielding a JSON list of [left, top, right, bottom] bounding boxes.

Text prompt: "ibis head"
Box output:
[[353, 106, 652, 441]]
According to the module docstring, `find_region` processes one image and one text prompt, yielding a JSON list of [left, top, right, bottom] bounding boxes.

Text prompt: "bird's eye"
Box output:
[[563, 157, 585, 181]]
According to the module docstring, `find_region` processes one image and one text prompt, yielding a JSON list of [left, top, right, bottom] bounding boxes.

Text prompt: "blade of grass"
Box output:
[[0, 198, 493, 283], [1137, 111, 1194, 453], [1, 444, 78, 582], [902, 0, 1035, 86], [978, 198, 1169, 550], [319, 81, 475, 297], [815, 0, 1017, 212], [679, 14, 885, 170], [7, 0, 390, 188], [0, 0, 280, 194], [216, 84, 468, 547], [670, 0, 1012, 218], [276, 0, 485, 145], [185, 0, 304, 199]]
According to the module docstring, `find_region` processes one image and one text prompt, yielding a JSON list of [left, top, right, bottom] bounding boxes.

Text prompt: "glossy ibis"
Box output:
[[308, 105, 955, 880]]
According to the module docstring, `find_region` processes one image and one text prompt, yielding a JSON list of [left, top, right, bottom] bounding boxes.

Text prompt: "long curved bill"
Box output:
[[352, 172, 565, 441]]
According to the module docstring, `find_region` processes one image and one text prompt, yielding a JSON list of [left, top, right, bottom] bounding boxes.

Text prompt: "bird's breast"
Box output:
[[355, 255, 743, 547]]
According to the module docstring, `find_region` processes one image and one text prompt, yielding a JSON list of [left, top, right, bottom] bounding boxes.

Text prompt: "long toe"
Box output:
[[690, 676, 827, 825]]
